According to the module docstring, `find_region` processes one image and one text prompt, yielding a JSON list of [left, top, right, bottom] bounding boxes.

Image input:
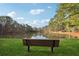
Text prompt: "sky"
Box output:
[[0, 3, 58, 28]]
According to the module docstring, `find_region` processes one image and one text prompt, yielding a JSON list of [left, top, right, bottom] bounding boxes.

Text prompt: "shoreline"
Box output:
[[50, 32, 79, 38]]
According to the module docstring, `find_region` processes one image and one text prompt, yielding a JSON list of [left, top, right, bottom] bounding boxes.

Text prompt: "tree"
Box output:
[[0, 16, 33, 37], [49, 3, 79, 32], [0, 23, 2, 35]]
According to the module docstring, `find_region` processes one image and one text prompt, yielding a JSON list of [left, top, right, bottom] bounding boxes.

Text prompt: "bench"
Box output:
[[23, 38, 60, 52]]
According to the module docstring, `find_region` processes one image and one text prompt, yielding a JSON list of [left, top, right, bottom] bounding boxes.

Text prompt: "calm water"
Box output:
[[25, 33, 69, 40], [25, 33, 48, 39], [0, 32, 77, 39], [31, 33, 48, 39]]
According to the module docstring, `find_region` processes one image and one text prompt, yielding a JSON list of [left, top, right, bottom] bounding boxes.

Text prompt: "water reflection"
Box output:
[[0, 32, 78, 39], [31, 33, 48, 39], [25, 33, 67, 40]]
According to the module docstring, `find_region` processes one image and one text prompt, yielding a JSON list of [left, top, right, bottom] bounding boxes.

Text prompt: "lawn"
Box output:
[[0, 38, 79, 56]]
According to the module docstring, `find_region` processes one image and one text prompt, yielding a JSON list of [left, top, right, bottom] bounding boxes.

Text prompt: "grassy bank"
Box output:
[[0, 38, 79, 56]]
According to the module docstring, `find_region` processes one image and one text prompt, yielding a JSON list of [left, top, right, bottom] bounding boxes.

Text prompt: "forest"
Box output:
[[48, 3, 79, 32], [0, 16, 35, 37]]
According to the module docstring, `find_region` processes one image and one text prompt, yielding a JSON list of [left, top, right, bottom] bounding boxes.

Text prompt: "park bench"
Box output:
[[23, 38, 60, 52]]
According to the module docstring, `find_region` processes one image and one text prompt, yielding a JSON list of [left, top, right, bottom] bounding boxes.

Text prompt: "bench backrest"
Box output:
[[23, 39, 60, 47]]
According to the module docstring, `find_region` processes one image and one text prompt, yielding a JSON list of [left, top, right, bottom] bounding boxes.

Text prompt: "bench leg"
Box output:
[[28, 45, 30, 52], [51, 47, 53, 52]]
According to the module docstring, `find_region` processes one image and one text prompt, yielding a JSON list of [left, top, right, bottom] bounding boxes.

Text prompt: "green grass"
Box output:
[[0, 38, 79, 56]]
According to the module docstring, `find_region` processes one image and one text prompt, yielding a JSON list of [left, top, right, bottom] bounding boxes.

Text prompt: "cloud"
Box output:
[[48, 6, 52, 9], [30, 9, 45, 15], [32, 20, 37, 24], [16, 17, 24, 20], [14, 17, 25, 24], [7, 11, 16, 18], [25, 19, 50, 28], [41, 19, 50, 23], [7, 11, 25, 24]]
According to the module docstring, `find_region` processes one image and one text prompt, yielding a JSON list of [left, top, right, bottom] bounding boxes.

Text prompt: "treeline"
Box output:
[[49, 3, 79, 32], [0, 16, 33, 37]]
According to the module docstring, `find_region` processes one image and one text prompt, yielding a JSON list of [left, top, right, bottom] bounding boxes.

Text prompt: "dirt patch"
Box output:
[[51, 32, 79, 38]]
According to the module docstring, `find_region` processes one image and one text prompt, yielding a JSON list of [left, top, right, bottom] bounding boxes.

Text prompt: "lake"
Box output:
[[24, 33, 72, 40], [0, 32, 78, 39]]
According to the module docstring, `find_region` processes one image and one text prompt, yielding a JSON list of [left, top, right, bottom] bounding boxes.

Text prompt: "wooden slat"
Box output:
[[23, 39, 60, 47], [23, 38, 60, 52]]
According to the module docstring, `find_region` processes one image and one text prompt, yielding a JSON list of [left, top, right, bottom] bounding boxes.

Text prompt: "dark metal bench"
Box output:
[[23, 38, 60, 52]]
